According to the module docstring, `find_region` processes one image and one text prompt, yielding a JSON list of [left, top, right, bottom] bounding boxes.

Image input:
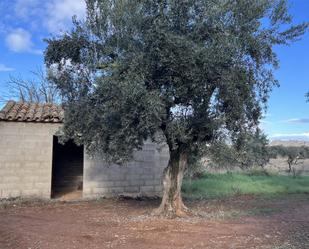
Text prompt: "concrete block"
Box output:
[[128, 179, 144, 186], [97, 181, 115, 188], [21, 189, 40, 197], [109, 187, 125, 193], [124, 186, 140, 193], [155, 186, 163, 192], [125, 174, 141, 181], [106, 174, 123, 181], [34, 182, 49, 189], [91, 188, 109, 194], [140, 186, 154, 193], [2, 190, 21, 198], [140, 174, 154, 180], [144, 179, 161, 186]]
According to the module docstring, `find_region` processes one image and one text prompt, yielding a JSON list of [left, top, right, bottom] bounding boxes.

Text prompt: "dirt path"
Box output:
[[0, 195, 308, 249]]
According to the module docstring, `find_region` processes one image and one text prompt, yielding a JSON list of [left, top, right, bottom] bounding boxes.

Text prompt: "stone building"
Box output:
[[0, 101, 168, 199]]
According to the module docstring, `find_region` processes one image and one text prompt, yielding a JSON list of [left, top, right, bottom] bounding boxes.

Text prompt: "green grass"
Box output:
[[182, 172, 309, 199]]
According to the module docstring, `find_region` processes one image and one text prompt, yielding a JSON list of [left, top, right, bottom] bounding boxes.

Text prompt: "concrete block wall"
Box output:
[[0, 121, 170, 200], [0, 122, 60, 199], [83, 140, 169, 198]]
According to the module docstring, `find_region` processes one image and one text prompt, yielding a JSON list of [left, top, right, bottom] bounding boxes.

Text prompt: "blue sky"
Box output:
[[0, 0, 308, 141], [260, 0, 309, 140]]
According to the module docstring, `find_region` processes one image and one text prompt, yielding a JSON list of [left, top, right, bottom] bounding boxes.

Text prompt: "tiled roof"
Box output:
[[0, 100, 64, 123]]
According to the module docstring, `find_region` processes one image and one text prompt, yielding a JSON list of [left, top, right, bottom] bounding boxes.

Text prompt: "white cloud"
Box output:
[[5, 28, 42, 54], [14, 0, 40, 20], [284, 118, 309, 124], [272, 132, 309, 137], [13, 0, 86, 34], [45, 0, 86, 33], [0, 64, 14, 72], [6, 28, 31, 52], [270, 132, 309, 141], [3, 1, 86, 55]]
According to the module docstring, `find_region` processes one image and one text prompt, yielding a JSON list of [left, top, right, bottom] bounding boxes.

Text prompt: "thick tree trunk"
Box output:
[[153, 149, 189, 217]]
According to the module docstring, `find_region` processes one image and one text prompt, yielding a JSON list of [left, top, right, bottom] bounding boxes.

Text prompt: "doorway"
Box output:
[[51, 136, 84, 199]]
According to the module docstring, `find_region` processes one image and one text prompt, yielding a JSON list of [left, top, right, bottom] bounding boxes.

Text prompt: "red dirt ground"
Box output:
[[0, 195, 308, 249]]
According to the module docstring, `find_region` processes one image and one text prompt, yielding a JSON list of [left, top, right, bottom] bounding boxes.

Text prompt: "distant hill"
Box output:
[[270, 140, 309, 147]]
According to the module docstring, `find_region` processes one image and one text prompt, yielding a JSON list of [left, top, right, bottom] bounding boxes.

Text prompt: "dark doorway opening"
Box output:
[[51, 136, 84, 199]]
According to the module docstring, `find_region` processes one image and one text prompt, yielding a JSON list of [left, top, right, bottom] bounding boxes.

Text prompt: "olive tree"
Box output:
[[44, 0, 307, 216], [208, 129, 270, 170], [269, 145, 309, 173]]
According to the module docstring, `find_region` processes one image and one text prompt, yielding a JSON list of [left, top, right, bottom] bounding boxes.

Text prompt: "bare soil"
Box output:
[[0, 195, 308, 249]]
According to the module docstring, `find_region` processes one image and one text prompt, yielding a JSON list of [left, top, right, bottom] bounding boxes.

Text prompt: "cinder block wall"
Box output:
[[0, 122, 60, 199], [0, 121, 170, 200], [83, 140, 169, 198]]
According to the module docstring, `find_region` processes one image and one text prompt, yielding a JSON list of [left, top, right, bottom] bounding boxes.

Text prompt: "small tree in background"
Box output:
[[207, 129, 270, 171], [269, 145, 309, 173], [1, 68, 60, 104], [44, 0, 307, 216]]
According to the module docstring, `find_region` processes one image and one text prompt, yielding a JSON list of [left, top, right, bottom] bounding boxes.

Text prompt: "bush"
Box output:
[[207, 129, 270, 170]]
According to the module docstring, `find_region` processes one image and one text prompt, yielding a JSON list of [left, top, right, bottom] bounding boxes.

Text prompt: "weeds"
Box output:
[[182, 172, 309, 199]]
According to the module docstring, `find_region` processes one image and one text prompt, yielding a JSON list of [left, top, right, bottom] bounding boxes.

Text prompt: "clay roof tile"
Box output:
[[0, 100, 64, 123]]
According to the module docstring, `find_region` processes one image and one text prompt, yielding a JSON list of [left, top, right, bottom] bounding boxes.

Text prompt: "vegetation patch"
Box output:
[[182, 172, 309, 199]]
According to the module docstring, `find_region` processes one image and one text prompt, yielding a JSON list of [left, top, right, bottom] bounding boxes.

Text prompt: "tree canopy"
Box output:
[[45, 0, 307, 216]]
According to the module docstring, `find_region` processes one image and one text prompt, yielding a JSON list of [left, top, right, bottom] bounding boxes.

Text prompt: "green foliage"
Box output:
[[207, 129, 270, 170], [44, 0, 307, 163], [182, 172, 309, 199]]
